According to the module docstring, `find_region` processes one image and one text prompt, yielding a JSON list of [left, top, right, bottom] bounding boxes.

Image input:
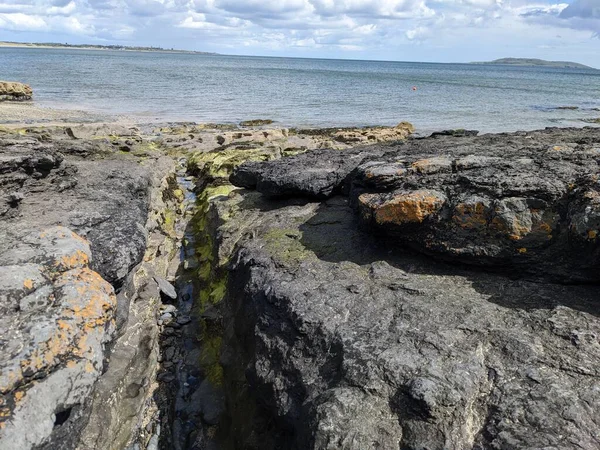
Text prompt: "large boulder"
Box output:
[[0, 81, 33, 101]]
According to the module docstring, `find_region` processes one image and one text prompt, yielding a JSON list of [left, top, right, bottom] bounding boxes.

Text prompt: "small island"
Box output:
[[472, 57, 595, 70]]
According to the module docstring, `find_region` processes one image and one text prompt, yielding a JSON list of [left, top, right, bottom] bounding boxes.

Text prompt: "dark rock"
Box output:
[[216, 192, 600, 450], [240, 119, 274, 127], [177, 316, 191, 325], [429, 128, 479, 137], [188, 380, 225, 425], [205, 127, 600, 449], [231, 147, 384, 199]]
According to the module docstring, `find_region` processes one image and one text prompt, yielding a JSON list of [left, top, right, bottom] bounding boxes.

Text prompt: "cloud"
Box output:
[[517, 0, 600, 37], [0, 12, 46, 31], [0, 0, 599, 67]]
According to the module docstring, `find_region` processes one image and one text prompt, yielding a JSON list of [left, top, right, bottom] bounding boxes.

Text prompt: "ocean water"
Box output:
[[1, 47, 599, 133]]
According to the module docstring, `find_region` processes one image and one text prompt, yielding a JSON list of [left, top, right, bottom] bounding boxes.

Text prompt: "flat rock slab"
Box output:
[[0, 127, 154, 287]]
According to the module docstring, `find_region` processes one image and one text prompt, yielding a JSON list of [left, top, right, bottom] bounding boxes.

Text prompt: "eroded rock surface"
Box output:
[[233, 127, 600, 282], [0, 226, 117, 449], [218, 127, 600, 449], [0, 81, 33, 101], [0, 125, 180, 449], [2, 122, 600, 450]]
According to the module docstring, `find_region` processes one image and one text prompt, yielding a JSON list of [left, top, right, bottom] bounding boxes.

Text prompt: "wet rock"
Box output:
[[0, 81, 33, 101], [177, 316, 191, 325], [188, 380, 225, 426], [240, 119, 274, 127], [430, 129, 479, 137]]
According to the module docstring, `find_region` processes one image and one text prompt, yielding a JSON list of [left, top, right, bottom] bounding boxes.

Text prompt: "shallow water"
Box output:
[[1, 47, 599, 133]]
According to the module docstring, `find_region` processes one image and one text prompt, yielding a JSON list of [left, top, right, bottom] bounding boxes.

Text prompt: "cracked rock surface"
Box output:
[[221, 127, 600, 449]]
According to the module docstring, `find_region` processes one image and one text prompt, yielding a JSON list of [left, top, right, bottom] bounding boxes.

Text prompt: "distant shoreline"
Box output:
[[0, 41, 217, 55]]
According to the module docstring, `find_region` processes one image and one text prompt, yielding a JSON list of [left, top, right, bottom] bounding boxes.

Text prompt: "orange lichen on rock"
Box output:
[[453, 200, 489, 230], [55, 250, 90, 271], [5, 265, 116, 394], [411, 157, 452, 175], [361, 190, 446, 226], [23, 279, 34, 290]]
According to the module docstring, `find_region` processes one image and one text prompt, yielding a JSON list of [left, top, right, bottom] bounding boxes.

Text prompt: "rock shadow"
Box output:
[[297, 197, 599, 318]]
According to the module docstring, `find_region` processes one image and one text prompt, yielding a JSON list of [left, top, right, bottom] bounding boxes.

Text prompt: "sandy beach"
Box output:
[[0, 101, 111, 124]]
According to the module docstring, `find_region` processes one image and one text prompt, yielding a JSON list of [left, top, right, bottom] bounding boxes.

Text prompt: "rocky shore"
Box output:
[[0, 120, 598, 450]]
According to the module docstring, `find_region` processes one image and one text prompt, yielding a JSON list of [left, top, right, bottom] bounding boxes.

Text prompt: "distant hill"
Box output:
[[472, 57, 595, 70]]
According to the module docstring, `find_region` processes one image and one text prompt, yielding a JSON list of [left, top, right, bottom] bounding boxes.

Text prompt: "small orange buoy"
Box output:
[[412, 86, 418, 91]]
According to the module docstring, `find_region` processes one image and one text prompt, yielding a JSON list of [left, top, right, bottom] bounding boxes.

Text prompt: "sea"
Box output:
[[1, 47, 599, 134]]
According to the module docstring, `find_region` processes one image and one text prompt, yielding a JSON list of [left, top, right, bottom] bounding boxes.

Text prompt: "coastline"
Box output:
[[0, 41, 215, 55], [2, 100, 600, 136], [1, 112, 599, 449]]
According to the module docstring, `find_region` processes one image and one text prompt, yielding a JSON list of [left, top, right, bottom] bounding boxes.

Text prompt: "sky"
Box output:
[[0, 0, 599, 66]]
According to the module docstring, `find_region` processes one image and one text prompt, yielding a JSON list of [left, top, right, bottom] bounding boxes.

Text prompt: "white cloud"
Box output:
[[0, 12, 47, 30], [0, 0, 598, 66]]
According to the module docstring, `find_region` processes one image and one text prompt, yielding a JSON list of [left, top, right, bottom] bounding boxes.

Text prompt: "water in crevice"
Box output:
[[155, 167, 227, 450]]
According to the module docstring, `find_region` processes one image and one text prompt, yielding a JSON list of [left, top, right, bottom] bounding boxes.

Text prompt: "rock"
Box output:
[[0, 81, 33, 101], [160, 304, 177, 314], [0, 227, 116, 449], [0, 130, 152, 287], [429, 129, 479, 137], [199, 126, 600, 449], [177, 316, 191, 325], [7, 192, 24, 205], [0, 125, 179, 450], [240, 119, 274, 127], [212, 191, 600, 450], [154, 276, 177, 300], [188, 379, 225, 425], [231, 147, 385, 199], [235, 127, 600, 282]]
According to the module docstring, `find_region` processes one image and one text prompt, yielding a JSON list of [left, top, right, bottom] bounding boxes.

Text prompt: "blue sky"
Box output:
[[0, 0, 599, 66]]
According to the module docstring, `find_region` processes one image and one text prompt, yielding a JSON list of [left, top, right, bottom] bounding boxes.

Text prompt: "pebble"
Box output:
[[157, 372, 175, 383], [154, 276, 177, 300], [177, 316, 191, 325], [159, 312, 173, 322], [165, 346, 176, 360], [160, 304, 177, 314]]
